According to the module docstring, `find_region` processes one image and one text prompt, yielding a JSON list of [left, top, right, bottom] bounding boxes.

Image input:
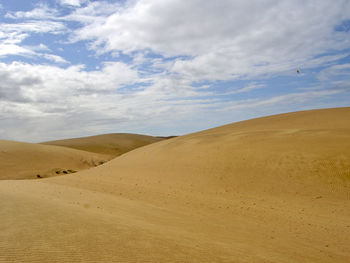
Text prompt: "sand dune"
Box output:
[[42, 133, 164, 159], [1, 108, 350, 262], [0, 140, 107, 180]]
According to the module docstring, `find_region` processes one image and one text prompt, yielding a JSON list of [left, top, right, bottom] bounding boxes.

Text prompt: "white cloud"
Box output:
[[0, 0, 349, 141], [31, 43, 51, 52], [223, 89, 343, 111], [0, 18, 65, 58], [70, 0, 350, 81], [63, 1, 123, 26], [318, 63, 350, 81], [0, 59, 348, 142], [5, 4, 58, 20], [0, 60, 213, 141], [1, 21, 65, 34], [41, 54, 69, 64], [235, 84, 265, 94], [220, 83, 265, 95], [316, 63, 350, 92], [58, 0, 87, 7], [0, 44, 34, 57]]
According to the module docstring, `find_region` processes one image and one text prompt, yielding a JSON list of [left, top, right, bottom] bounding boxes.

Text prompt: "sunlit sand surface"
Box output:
[[1, 108, 349, 262]]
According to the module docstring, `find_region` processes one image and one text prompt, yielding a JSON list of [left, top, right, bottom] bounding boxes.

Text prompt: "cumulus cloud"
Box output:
[[0, 61, 138, 101], [0, 44, 34, 57], [71, 0, 350, 81], [0, 70, 41, 103], [0, 60, 210, 141], [0, 59, 347, 142], [0, 61, 141, 140]]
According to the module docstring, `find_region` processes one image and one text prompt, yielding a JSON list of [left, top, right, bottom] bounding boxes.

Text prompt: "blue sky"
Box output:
[[0, 0, 350, 142]]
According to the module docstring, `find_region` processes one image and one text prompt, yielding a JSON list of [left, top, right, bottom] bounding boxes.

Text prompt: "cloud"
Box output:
[[0, 59, 213, 141], [223, 89, 344, 111], [220, 83, 266, 95], [0, 58, 348, 142], [4, 0, 349, 80], [0, 61, 138, 101], [63, 1, 123, 26], [5, 4, 58, 20], [0, 44, 34, 57], [0, 18, 65, 58], [27, 43, 51, 52], [58, 0, 87, 7], [318, 63, 350, 81], [0, 0, 349, 141], [41, 54, 69, 64], [70, 0, 350, 81], [316, 63, 350, 92], [0, 61, 141, 140], [1, 21, 65, 34]]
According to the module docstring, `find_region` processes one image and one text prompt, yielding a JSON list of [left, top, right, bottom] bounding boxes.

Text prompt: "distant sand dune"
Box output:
[[0, 134, 163, 180], [1, 108, 349, 262], [0, 140, 108, 180], [42, 133, 164, 159]]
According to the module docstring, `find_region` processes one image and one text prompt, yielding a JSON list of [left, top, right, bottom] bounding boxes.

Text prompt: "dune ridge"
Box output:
[[42, 133, 164, 158], [1, 107, 349, 262]]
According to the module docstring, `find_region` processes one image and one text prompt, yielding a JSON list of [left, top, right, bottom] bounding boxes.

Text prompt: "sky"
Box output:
[[0, 0, 350, 142]]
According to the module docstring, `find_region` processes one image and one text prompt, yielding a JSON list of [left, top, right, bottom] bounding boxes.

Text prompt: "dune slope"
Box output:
[[1, 107, 350, 262], [42, 133, 164, 159], [0, 140, 107, 180]]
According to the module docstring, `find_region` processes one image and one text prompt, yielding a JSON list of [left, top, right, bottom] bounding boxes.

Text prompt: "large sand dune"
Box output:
[[1, 108, 350, 262], [0, 140, 107, 180], [42, 133, 164, 159]]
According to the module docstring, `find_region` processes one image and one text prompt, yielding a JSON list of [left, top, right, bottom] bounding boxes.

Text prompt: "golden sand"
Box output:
[[42, 133, 164, 158], [1, 108, 349, 262], [0, 140, 107, 180]]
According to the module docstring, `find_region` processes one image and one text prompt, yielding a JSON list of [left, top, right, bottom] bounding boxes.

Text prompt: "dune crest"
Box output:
[[42, 133, 164, 158]]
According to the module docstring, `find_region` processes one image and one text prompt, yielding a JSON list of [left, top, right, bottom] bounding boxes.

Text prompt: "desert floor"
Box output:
[[1, 107, 349, 262]]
